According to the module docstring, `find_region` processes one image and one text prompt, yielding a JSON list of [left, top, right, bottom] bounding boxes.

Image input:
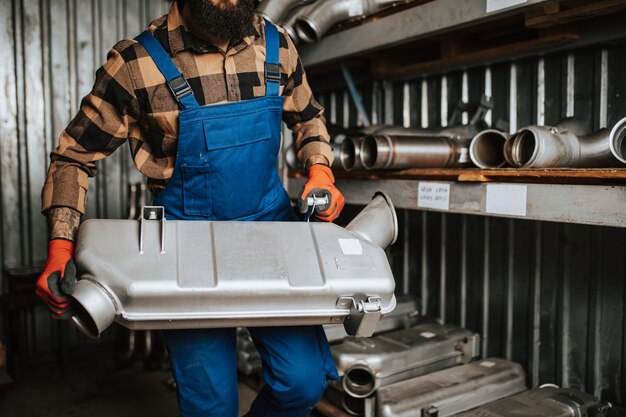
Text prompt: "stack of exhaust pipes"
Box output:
[[469, 116, 626, 169], [257, 0, 408, 44]]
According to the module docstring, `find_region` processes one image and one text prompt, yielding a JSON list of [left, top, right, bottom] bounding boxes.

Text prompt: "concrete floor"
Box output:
[[0, 353, 258, 417]]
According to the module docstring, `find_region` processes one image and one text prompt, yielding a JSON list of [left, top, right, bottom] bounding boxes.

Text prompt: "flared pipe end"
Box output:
[[342, 364, 377, 398], [70, 279, 116, 339], [346, 192, 398, 249], [361, 135, 392, 170], [610, 116, 626, 164], [509, 127, 544, 168], [469, 129, 508, 168], [295, 18, 321, 43]]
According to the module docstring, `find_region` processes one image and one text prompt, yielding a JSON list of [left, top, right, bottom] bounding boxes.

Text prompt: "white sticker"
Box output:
[[480, 360, 496, 368], [347, 0, 364, 17], [418, 182, 450, 211], [486, 0, 527, 13], [420, 331, 436, 339], [338, 238, 363, 255], [485, 184, 527, 216]]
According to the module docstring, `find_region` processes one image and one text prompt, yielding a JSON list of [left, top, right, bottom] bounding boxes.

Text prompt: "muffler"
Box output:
[[505, 118, 622, 168], [469, 129, 509, 168], [257, 0, 317, 25], [295, 0, 403, 43], [332, 322, 480, 399], [69, 194, 398, 338]]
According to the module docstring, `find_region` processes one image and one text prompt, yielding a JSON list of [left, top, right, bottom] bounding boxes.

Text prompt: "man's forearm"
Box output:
[[47, 207, 81, 241]]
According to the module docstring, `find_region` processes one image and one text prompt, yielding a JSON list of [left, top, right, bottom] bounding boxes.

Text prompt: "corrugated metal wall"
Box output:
[[0, 0, 170, 359], [0, 0, 170, 278], [317, 45, 626, 404]]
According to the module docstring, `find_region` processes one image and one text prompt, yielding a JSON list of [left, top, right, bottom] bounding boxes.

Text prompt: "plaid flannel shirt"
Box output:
[[42, 1, 332, 215]]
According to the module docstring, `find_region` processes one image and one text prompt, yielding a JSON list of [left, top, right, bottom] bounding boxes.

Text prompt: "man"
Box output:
[[35, 0, 345, 416]]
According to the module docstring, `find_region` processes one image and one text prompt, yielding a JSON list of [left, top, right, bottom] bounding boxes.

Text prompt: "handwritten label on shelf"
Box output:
[[486, 0, 527, 13], [418, 182, 450, 210], [485, 184, 528, 216]]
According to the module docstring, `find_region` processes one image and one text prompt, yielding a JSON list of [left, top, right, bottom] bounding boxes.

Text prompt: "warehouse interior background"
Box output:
[[2, 0, 626, 415]]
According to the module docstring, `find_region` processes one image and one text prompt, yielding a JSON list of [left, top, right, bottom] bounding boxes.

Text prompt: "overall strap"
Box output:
[[264, 20, 281, 97], [135, 31, 200, 110]]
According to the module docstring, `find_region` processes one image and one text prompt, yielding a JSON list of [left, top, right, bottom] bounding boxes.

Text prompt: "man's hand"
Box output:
[[35, 239, 77, 319], [298, 164, 345, 222]]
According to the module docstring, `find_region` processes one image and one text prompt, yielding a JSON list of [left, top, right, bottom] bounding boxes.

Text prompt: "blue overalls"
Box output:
[[135, 22, 338, 417]]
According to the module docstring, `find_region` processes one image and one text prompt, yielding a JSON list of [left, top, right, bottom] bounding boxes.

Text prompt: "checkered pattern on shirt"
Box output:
[[41, 1, 332, 214]]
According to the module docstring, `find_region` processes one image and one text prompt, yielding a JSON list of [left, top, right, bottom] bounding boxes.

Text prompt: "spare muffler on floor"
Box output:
[[68, 193, 398, 338]]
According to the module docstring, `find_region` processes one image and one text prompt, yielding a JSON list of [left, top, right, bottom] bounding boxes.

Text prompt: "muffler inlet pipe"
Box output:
[[296, 0, 402, 43], [469, 129, 509, 168], [507, 119, 621, 168], [257, 0, 316, 25], [346, 192, 398, 249]]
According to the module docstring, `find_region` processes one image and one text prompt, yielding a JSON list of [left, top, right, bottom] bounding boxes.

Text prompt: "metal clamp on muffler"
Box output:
[[69, 193, 398, 338]]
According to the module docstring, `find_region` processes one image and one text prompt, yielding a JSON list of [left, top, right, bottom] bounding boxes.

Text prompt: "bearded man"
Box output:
[[36, 0, 345, 415]]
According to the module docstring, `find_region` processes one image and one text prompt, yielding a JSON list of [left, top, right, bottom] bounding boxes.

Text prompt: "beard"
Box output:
[[184, 0, 257, 42]]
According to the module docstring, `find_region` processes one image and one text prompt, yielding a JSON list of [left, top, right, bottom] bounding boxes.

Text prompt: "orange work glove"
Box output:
[[298, 164, 345, 222], [35, 239, 77, 319]]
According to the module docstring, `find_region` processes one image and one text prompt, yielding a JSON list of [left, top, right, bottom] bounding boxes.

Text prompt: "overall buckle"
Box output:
[[265, 63, 281, 83], [168, 75, 193, 101]]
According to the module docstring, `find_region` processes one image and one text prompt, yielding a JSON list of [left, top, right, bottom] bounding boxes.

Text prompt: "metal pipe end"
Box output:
[[295, 17, 321, 43], [342, 364, 377, 398], [284, 24, 300, 44], [70, 279, 117, 339], [361, 135, 392, 170], [342, 395, 365, 416], [469, 129, 508, 168], [341, 137, 364, 171], [510, 128, 540, 167], [610, 116, 626, 164], [346, 192, 398, 249]]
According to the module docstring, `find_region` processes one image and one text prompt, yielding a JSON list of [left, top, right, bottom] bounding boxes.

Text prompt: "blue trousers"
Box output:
[[165, 326, 338, 417]]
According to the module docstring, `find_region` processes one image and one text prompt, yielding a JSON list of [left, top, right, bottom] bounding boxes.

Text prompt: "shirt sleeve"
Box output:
[[41, 42, 140, 214], [280, 32, 333, 168]]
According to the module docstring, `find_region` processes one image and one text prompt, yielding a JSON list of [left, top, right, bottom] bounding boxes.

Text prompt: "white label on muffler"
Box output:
[[346, 0, 364, 17], [486, 0, 527, 13], [339, 238, 363, 255], [486, 184, 527, 216], [418, 182, 450, 211]]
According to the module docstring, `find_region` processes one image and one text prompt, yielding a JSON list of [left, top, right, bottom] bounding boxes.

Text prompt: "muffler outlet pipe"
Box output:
[[345, 192, 398, 249], [343, 364, 377, 398], [508, 124, 620, 168], [469, 129, 509, 168], [340, 136, 366, 171], [296, 0, 401, 43], [361, 134, 472, 170], [257, 0, 316, 25], [70, 279, 117, 339], [610, 116, 626, 164]]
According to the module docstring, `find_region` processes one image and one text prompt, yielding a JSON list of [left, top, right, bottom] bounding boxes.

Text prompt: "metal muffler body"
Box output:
[[257, 0, 316, 24], [332, 322, 480, 398], [456, 387, 606, 417], [295, 0, 402, 43], [505, 118, 622, 168], [377, 358, 527, 417], [70, 194, 398, 338], [469, 129, 510, 168]]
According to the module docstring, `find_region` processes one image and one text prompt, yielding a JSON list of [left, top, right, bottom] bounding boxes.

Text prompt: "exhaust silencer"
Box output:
[[70, 195, 398, 338]]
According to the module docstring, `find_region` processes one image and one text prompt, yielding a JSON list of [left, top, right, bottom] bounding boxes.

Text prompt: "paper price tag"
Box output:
[[487, 0, 527, 13], [418, 182, 450, 210], [485, 184, 527, 216]]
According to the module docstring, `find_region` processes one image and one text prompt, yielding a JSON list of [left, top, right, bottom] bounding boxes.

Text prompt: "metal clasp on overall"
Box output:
[[167, 75, 193, 101], [337, 296, 382, 337], [265, 63, 281, 83], [139, 206, 166, 254]]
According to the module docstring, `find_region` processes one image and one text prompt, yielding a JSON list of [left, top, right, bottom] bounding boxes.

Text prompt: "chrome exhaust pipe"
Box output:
[[346, 192, 398, 249], [507, 119, 621, 168], [341, 137, 365, 171], [282, 2, 317, 44], [296, 0, 402, 43], [469, 129, 509, 168], [361, 134, 472, 169], [257, 0, 316, 25], [70, 279, 117, 339], [610, 116, 626, 164]]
